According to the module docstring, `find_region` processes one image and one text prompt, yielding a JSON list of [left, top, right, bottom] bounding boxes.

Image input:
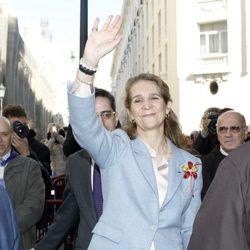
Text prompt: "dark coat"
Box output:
[[63, 124, 81, 157], [194, 132, 218, 156], [4, 155, 45, 250], [36, 149, 98, 250], [188, 141, 250, 250], [201, 144, 225, 199], [28, 135, 51, 174], [0, 185, 20, 250]]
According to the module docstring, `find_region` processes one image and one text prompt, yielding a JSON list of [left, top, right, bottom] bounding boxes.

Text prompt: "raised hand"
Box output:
[[82, 15, 122, 68]]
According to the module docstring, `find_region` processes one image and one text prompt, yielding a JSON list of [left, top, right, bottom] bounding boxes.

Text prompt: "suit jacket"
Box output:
[[0, 185, 20, 250], [4, 155, 45, 250], [36, 149, 98, 250], [68, 91, 202, 250], [188, 141, 250, 250]]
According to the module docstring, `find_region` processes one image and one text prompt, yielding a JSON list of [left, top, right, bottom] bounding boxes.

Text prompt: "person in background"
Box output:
[[45, 123, 66, 176], [0, 116, 45, 250], [62, 124, 81, 157], [34, 88, 119, 250], [190, 130, 199, 146], [3, 104, 52, 231], [193, 107, 220, 156], [188, 141, 250, 250], [245, 125, 250, 141], [68, 15, 202, 249], [201, 110, 247, 199], [0, 184, 20, 250], [3, 104, 51, 174]]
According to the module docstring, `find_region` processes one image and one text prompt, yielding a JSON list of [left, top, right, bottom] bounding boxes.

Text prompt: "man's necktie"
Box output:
[[93, 164, 103, 219]]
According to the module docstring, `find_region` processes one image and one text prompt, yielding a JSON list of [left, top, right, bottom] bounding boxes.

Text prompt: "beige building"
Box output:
[[111, 0, 250, 134]]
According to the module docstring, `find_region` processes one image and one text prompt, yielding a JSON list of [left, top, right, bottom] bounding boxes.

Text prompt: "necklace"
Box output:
[[155, 137, 169, 165]]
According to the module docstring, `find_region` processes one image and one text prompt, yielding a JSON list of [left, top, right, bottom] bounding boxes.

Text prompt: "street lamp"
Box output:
[[0, 83, 6, 116]]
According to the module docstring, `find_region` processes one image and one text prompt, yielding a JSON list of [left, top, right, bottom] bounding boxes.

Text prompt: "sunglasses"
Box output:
[[96, 111, 116, 120], [217, 126, 246, 134]]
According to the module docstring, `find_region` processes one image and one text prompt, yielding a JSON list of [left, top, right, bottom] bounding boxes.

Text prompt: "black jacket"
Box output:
[[201, 144, 225, 199], [63, 124, 81, 157]]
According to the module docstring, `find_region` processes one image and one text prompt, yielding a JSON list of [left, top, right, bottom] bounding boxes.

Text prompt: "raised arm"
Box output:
[[72, 15, 122, 97]]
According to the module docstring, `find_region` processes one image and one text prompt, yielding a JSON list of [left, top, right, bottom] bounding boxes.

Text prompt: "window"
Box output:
[[152, 25, 155, 55], [158, 53, 162, 73], [165, 43, 168, 73], [164, 0, 167, 35], [200, 21, 228, 55], [158, 10, 161, 46], [146, 36, 149, 63], [142, 46, 145, 72]]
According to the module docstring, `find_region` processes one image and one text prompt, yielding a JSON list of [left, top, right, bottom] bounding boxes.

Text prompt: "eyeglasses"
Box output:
[[217, 125, 246, 134], [96, 111, 116, 120]]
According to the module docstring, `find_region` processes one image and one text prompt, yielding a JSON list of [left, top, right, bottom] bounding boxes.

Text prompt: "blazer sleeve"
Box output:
[[68, 91, 122, 168], [0, 186, 20, 250]]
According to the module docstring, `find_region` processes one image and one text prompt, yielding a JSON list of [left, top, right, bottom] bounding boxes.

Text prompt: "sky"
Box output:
[[9, 0, 122, 42], [8, 0, 123, 89]]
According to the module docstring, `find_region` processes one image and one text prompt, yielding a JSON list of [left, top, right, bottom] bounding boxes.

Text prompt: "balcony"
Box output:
[[192, 53, 230, 83], [197, 0, 227, 11], [194, 53, 230, 74]]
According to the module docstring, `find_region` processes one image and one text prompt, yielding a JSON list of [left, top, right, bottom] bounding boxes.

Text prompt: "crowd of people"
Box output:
[[1, 15, 250, 250]]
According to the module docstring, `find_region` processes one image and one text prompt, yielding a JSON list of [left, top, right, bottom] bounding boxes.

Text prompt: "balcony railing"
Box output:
[[193, 54, 230, 75], [199, 54, 228, 65]]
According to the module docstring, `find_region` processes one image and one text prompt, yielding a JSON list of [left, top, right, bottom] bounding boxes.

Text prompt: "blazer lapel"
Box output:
[[131, 138, 158, 198], [163, 141, 184, 206]]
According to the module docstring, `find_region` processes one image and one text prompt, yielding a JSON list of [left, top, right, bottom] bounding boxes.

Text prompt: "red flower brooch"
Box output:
[[181, 161, 199, 195], [181, 161, 198, 180]]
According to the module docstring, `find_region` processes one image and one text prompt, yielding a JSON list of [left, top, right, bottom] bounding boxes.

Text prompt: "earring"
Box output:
[[165, 114, 170, 119], [130, 118, 135, 123]]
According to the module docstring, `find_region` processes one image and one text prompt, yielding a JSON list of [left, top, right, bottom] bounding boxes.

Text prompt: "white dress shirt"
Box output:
[[144, 142, 172, 250]]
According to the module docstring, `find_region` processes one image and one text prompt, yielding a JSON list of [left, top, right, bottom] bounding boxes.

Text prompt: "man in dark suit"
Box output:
[[35, 88, 119, 249], [188, 141, 250, 250]]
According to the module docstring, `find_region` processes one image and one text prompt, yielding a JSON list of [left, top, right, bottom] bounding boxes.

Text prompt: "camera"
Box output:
[[12, 121, 30, 138], [207, 114, 218, 135]]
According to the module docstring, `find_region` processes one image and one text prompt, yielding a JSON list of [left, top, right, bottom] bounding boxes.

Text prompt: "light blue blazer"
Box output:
[[0, 185, 20, 250], [68, 91, 202, 250]]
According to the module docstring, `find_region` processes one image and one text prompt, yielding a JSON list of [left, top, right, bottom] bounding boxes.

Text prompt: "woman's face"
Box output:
[[127, 80, 170, 133]]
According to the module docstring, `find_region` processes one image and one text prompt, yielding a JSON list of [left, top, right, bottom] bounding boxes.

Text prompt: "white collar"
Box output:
[[220, 146, 229, 156]]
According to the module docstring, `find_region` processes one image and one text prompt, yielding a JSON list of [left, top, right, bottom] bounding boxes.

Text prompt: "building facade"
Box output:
[[111, 0, 250, 134], [0, 0, 63, 137]]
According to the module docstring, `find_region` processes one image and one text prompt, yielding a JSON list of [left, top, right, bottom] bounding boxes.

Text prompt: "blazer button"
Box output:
[[150, 225, 157, 231]]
